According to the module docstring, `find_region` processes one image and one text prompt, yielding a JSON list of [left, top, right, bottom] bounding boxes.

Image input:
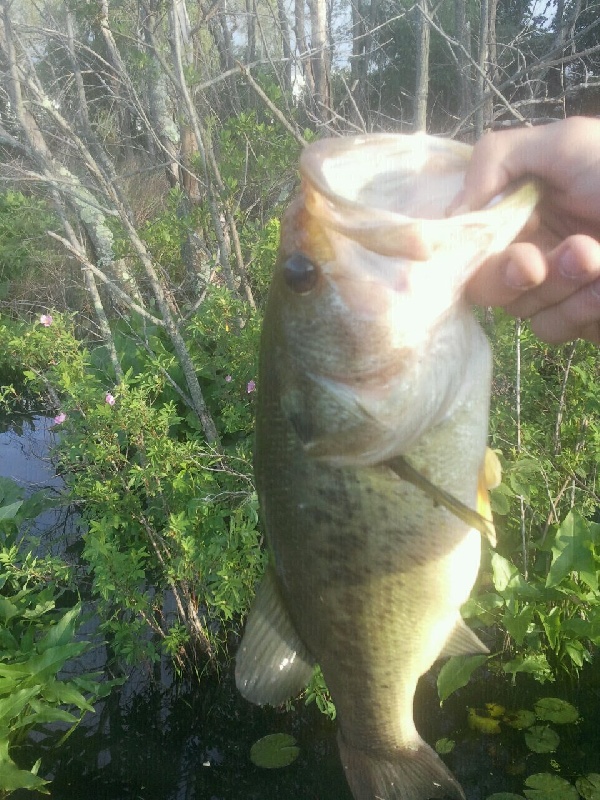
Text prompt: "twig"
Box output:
[[238, 62, 307, 148], [46, 231, 163, 326]]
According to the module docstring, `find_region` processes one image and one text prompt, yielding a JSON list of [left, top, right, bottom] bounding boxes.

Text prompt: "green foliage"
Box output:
[[0, 477, 110, 798], [0, 308, 266, 670], [451, 311, 600, 687], [185, 287, 261, 438], [438, 654, 488, 703], [461, 510, 600, 684], [302, 666, 336, 720], [218, 109, 301, 225], [0, 192, 60, 299]]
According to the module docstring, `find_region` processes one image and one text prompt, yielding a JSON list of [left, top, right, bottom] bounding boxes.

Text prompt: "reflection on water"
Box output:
[[11, 661, 600, 800], [0, 414, 74, 545], [0, 414, 59, 486]]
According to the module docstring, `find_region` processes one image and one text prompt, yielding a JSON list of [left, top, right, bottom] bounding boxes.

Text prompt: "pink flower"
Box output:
[[53, 412, 66, 425], [246, 380, 256, 394], [105, 393, 116, 406], [225, 375, 232, 383], [40, 314, 53, 327]]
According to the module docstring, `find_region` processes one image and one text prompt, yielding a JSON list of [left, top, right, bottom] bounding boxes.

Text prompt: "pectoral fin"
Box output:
[[476, 448, 501, 547], [439, 617, 489, 658], [387, 455, 497, 545], [235, 565, 315, 706]]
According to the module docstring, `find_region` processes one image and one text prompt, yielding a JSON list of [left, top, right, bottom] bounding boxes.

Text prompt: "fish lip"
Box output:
[[299, 133, 540, 263]]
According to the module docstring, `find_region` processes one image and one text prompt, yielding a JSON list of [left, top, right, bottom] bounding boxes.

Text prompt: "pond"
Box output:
[[3, 417, 600, 800]]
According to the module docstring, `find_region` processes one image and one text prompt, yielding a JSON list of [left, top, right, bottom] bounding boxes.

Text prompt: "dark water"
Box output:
[[4, 417, 600, 800], [13, 661, 600, 800]]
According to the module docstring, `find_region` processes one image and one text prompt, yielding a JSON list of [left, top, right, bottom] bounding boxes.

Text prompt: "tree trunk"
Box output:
[[455, 0, 472, 131], [414, 0, 430, 131], [308, 0, 331, 120], [475, 0, 489, 136], [277, 0, 293, 92], [350, 0, 368, 127]]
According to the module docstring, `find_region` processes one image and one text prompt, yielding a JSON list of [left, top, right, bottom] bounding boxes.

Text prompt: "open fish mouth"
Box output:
[[300, 132, 539, 262]]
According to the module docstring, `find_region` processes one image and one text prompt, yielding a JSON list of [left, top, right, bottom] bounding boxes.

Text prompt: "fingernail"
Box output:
[[557, 246, 583, 279], [505, 259, 537, 290]]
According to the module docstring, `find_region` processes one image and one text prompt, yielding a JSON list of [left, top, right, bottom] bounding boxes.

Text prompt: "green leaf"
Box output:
[[0, 739, 49, 792], [250, 733, 299, 768], [18, 705, 80, 727], [468, 708, 501, 734], [503, 709, 537, 729], [0, 596, 18, 623], [575, 774, 600, 800], [540, 606, 561, 650], [534, 698, 579, 724], [505, 605, 535, 646], [437, 655, 488, 703], [524, 725, 560, 753], [564, 640, 587, 668], [491, 554, 539, 598], [0, 500, 23, 520], [546, 512, 597, 591], [0, 688, 40, 727], [503, 654, 553, 681], [486, 794, 525, 800], [37, 604, 82, 653], [435, 738, 455, 754], [523, 774, 578, 800], [41, 680, 95, 712]]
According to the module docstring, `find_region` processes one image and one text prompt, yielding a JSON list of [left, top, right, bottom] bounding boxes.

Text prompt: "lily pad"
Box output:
[[486, 703, 506, 718], [250, 734, 300, 769], [486, 794, 526, 800], [523, 773, 579, 800], [435, 738, 455, 755], [503, 709, 537, 730], [524, 725, 560, 754], [534, 698, 579, 725], [576, 774, 600, 800], [468, 707, 501, 735]]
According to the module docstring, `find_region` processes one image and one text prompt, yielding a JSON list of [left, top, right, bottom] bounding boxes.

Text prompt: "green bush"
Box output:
[[0, 477, 111, 797], [0, 306, 266, 672]]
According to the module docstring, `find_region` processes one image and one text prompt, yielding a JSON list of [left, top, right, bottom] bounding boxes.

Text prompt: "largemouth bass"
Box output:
[[236, 133, 539, 800]]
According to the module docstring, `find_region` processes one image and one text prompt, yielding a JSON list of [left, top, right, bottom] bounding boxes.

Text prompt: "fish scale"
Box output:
[[236, 133, 539, 800]]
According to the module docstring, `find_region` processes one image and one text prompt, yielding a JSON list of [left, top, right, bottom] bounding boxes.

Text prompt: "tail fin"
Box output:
[[338, 733, 465, 800]]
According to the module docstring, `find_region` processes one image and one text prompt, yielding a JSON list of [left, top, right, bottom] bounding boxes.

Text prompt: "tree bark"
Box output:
[[308, 0, 331, 119], [414, 0, 430, 131], [475, 0, 489, 136]]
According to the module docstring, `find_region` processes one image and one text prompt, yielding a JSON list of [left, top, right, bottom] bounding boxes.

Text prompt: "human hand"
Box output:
[[449, 117, 600, 345]]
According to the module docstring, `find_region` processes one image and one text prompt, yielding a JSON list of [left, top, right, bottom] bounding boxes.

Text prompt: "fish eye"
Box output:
[[282, 253, 319, 294]]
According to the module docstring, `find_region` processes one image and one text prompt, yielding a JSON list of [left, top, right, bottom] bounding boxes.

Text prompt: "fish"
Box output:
[[236, 133, 539, 800]]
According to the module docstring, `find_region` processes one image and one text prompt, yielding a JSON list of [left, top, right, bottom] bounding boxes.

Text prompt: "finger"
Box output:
[[449, 117, 600, 217], [528, 276, 600, 344], [505, 235, 600, 319], [466, 242, 548, 307], [448, 127, 543, 213]]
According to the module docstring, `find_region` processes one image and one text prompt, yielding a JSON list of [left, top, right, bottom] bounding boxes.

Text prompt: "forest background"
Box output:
[[0, 0, 599, 792]]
